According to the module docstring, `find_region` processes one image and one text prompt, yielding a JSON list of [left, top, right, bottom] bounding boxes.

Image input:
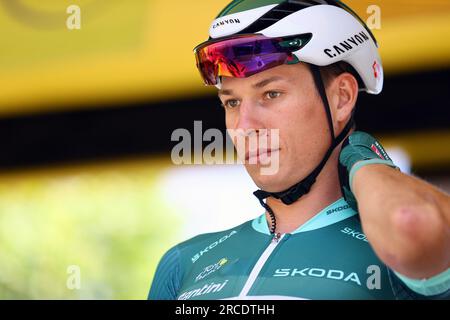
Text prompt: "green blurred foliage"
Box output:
[[0, 160, 182, 299]]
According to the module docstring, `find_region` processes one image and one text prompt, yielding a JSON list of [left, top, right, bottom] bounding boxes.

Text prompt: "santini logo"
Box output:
[[212, 18, 241, 29], [324, 31, 370, 58], [178, 280, 229, 300]]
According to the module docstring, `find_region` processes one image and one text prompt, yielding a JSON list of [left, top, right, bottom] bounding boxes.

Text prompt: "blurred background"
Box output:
[[0, 0, 449, 299]]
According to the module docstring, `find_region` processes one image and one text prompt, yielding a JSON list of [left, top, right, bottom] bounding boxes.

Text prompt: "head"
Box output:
[[194, 0, 383, 195], [219, 62, 358, 191]]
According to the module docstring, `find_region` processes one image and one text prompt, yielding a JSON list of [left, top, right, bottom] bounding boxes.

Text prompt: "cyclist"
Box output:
[[148, 0, 449, 299]]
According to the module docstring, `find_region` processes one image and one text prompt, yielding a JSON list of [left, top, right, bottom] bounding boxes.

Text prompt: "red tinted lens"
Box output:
[[195, 35, 294, 85]]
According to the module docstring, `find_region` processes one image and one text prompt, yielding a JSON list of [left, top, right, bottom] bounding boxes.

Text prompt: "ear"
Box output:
[[328, 72, 359, 129]]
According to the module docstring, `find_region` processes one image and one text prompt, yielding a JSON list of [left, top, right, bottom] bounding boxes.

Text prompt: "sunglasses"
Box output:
[[194, 33, 312, 86]]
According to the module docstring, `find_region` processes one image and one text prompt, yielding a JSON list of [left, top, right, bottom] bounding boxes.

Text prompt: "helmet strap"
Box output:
[[253, 64, 354, 235]]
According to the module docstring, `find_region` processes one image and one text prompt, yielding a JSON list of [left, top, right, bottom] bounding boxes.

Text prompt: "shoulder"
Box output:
[[174, 218, 253, 263], [148, 218, 254, 300]]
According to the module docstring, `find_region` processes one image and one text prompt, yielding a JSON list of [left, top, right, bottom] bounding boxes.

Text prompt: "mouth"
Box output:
[[245, 148, 280, 163]]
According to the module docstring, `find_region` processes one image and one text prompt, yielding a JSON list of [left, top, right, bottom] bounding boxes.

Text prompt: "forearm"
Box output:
[[352, 164, 450, 279]]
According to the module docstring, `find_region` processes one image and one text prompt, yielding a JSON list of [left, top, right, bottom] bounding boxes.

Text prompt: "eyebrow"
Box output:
[[218, 76, 286, 96], [218, 89, 233, 96], [252, 76, 285, 89]]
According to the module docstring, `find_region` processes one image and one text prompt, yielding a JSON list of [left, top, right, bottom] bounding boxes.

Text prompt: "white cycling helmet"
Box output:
[[196, 0, 383, 94]]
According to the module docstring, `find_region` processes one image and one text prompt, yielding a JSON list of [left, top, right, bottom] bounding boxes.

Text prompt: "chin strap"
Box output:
[[253, 64, 354, 235]]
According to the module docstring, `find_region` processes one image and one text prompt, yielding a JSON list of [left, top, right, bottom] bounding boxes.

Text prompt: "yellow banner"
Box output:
[[0, 0, 449, 115]]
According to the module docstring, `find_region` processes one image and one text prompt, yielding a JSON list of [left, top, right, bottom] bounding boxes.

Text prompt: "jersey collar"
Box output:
[[251, 197, 357, 235]]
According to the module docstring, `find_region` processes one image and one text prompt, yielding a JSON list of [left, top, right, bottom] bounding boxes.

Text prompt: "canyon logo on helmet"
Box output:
[[195, 0, 383, 94]]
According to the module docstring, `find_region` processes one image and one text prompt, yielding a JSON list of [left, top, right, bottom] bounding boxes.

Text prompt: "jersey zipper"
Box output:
[[237, 234, 287, 298]]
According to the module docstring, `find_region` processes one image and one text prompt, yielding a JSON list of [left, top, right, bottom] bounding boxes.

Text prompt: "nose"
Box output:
[[233, 100, 264, 136]]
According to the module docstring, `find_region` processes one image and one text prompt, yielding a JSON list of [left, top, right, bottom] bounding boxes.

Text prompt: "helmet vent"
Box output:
[[237, 1, 314, 34], [235, 1, 376, 46]]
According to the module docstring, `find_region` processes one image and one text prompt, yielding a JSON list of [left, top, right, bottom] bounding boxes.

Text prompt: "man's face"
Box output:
[[219, 63, 332, 192]]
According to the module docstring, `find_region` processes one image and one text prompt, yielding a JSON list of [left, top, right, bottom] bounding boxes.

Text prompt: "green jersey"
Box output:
[[148, 198, 450, 300]]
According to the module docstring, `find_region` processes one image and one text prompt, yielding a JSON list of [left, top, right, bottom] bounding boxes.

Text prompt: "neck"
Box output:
[[265, 148, 343, 234]]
